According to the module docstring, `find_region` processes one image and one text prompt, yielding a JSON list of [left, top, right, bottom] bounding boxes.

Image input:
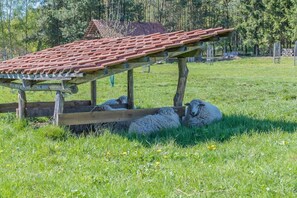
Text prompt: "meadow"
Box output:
[[0, 57, 296, 197]]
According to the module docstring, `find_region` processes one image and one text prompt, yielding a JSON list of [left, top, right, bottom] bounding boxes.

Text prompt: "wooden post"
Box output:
[[174, 58, 189, 107], [127, 69, 134, 109], [90, 80, 97, 106], [53, 91, 64, 125], [273, 42, 281, 64], [294, 41, 297, 66], [18, 90, 27, 119]]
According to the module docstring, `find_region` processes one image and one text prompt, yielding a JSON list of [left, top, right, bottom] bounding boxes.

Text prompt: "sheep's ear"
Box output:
[[185, 103, 190, 106]]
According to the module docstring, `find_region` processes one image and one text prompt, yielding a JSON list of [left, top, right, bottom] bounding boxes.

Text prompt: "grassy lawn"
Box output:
[[0, 57, 297, 197]]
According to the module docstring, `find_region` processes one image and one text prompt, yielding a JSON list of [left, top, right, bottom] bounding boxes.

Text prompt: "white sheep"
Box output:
[[128, 107, 181, 134], [183, 99, 222, 127], [101, 95, 128, 105], [93, 104, 130, 133]]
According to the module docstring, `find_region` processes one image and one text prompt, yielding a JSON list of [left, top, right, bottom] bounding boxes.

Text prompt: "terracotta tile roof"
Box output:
[[84, 20, 167, 39], [0, 27, 233, 77]]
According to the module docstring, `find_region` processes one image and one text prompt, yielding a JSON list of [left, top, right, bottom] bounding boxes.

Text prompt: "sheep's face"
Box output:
[[116, 96, 128, 104], [185, 100, 205, 117], [158, 107, 175, 115]]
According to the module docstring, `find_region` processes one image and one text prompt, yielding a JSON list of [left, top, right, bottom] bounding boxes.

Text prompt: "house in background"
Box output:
[[84, 19, 166, 39]]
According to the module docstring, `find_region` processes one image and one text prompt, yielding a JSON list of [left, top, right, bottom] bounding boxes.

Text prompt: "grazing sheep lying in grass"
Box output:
[[93, 104, 130, 133], [128, 107, 181, 134], [183, 99, 222, 127], [101, 95, 128, 105]]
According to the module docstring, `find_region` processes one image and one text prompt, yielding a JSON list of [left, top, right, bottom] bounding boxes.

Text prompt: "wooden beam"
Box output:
[[58, 106, 185, 126], [127, 69, 134, 109], [21, 103, 129, 118], [174, 58, 189, 107], [17, 90, 27, 119], [69, 60, 151, 84], [90, 80, 97, 106], [0, 72, 83, 81], [53, 91, 64, 125], [68, 44, 203, 85], [1, 100, 127, 116], [0, 82, 78, 93], [168, 46, 204, 58], [0, 100, 91, 113], [0, 79, 15, 83]]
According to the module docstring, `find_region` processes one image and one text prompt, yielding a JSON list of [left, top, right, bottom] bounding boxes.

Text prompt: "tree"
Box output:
[[237, 0, 265, 56]]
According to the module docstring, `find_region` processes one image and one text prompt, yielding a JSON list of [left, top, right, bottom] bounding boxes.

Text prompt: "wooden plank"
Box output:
[[17, 90, 27, 119], [168, 46, 204, 58], [69, 59, 152, 85], [26, 107, 54, 117], [53, 91, 64, 125], [21, 103, 128, 118], [0, 100, 92, 113], [174, 58, 189, 107], [0, 72, 83, 80], [90, 80, 97, 106], [0, 103, 18, 113], [0, 82, 78, 93], [127, 69, 134, 109], [58, 106, 185, 126], [68, 44, 203, 85]]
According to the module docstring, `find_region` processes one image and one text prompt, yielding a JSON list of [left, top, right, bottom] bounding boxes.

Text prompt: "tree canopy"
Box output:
[[0, 0, 296, 60]]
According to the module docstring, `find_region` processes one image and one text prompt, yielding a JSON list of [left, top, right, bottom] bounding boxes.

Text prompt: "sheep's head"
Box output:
[[116, 96, 128, 104], [158, 107, 175, 115], [185, 99, 205, 117]]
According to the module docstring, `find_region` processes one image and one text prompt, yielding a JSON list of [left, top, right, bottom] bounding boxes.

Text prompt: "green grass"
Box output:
[[0, 57, 297, 197]]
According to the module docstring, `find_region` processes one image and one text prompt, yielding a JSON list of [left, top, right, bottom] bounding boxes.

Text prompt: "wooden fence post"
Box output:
[[90, 80, 97, 106], [273, 42, 281, 64], [127, 69, 134, 109], [53, 91, 64, 125], [18, 89, 26, 119], [294, 41, 297, 66], [174, 58, 188, 107]]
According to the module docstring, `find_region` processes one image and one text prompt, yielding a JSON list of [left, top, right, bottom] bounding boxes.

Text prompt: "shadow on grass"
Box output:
[[121, 114, 297, 147]]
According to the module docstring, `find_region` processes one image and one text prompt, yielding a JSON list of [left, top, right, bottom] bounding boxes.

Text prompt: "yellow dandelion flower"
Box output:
[[207, 144, 216, 151], [155, 161, 160, 166], [122, 151, 127, 155], [157, 149, 162, 153]]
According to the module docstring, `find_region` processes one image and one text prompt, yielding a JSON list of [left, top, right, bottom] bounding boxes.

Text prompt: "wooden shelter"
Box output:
[[0, 27, 233, 126]]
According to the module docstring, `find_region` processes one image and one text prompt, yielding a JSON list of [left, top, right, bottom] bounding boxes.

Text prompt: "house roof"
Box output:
[[84, 19, 167, 39], [0, 27, 233, 81]]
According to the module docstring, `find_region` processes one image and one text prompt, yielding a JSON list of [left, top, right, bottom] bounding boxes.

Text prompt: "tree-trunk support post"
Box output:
[[18, 89, 27, 119], [53, 91, 64, 125], [90, 80, 97, 106], [127, 69, 134, 109], [174, 58, 189, 107]]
